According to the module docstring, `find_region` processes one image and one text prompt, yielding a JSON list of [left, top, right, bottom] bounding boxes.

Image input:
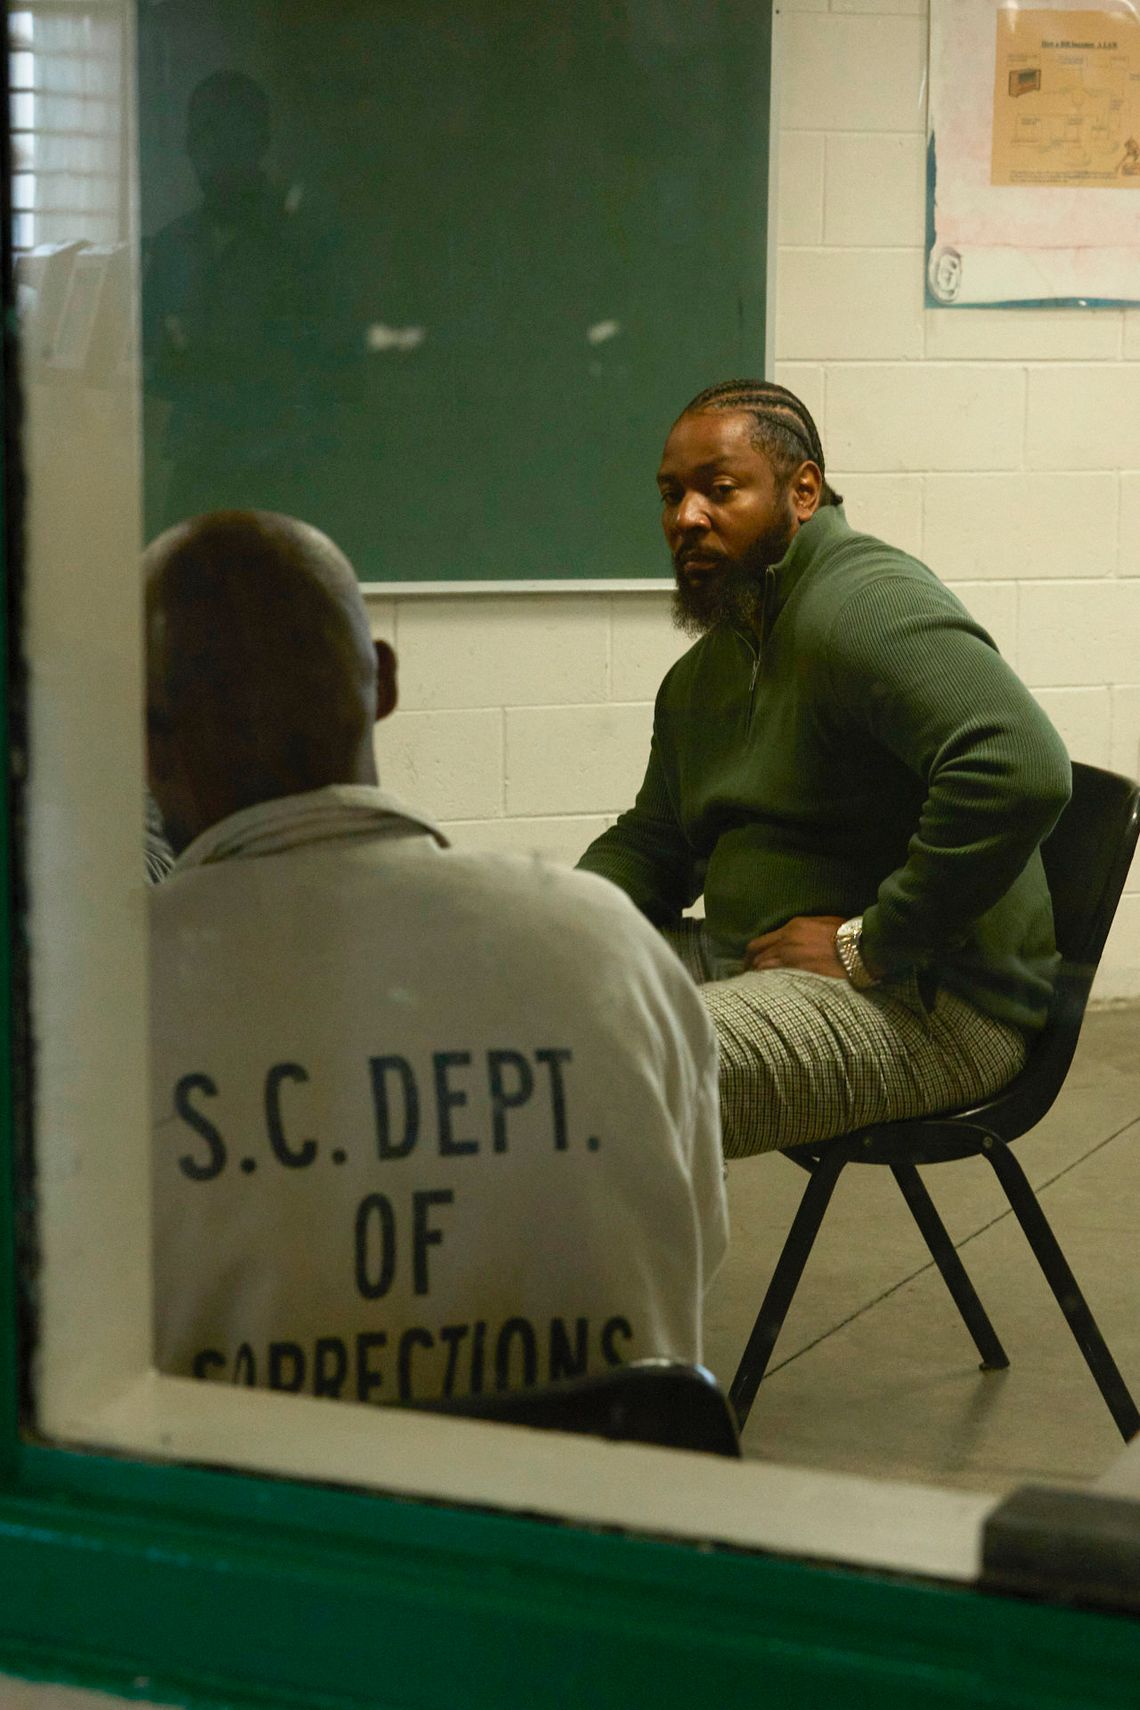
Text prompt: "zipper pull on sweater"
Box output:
[[759, 566, 778, 652], [744, 567, 778, 695]]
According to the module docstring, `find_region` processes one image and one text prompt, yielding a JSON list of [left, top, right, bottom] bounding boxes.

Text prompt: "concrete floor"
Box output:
[[702, 1003, 1140, 1495]]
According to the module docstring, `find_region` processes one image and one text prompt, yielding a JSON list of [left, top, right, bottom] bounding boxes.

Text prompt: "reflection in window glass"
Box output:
[[12, 0, 755, 1440], [135, 1, 767, 585], [13, 0, 152, 1439], [9, 6, 123, 257]]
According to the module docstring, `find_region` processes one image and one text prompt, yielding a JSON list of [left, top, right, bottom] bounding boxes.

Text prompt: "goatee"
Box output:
[[672, 559, 764, 638], [671, 518, 796, 639]]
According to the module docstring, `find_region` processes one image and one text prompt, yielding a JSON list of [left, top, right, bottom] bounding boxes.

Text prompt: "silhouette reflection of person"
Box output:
[[143, 71, 357, 531]]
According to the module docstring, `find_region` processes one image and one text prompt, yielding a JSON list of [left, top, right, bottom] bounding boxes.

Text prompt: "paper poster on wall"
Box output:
[[991, 8, 1140, 187], [928, 0, 1140, 305]]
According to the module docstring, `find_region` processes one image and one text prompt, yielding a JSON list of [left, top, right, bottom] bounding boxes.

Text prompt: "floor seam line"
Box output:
[[762, 1110, 1140, 1379], [997, 1110, 1140, 1201]]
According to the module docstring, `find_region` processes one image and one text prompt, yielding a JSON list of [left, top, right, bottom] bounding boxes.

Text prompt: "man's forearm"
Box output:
[[861, 743, 1072, 974], [577, 813, 698, 926]]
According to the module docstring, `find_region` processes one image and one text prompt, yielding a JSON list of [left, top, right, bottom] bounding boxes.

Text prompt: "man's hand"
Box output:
[[744, 915, 846, 977]]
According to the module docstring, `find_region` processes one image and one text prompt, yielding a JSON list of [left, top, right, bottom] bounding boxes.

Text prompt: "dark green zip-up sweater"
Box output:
[[579, 507, 1072, 1032]]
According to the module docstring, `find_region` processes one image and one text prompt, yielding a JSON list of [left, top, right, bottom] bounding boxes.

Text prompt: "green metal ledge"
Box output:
[[0, 1443, 1136, 1710]]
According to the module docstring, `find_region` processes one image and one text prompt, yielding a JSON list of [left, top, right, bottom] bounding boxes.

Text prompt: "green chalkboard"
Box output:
[[137, 1, 771, 587]]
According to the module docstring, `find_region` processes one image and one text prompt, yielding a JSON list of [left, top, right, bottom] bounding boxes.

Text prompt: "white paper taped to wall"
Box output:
[[928, 0, 1140, 304]]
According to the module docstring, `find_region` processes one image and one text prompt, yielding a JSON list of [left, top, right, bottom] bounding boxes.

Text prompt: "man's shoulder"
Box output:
[[156, 835, 670, 958], [394, 851, 713, 1039], [153, 841, 715, 1062], [807, 514, 930, 582], [145, 208, 208, 262], [799, 518, 963, 622], [440, 848, 677, 948]]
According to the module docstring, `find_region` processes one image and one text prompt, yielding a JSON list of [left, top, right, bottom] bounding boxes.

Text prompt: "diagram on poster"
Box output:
[[991, 8, 1140, 187]]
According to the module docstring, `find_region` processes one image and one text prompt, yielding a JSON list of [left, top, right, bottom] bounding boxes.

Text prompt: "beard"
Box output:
[[671, 514, 797, 639]]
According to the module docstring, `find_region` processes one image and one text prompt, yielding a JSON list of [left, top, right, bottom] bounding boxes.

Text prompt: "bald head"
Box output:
[[145, 510, 395, 854]]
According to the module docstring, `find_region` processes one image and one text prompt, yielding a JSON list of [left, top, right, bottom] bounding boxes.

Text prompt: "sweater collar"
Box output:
[[171, 784, 449, 873], [771, 503, 850, 612], [740, 504, 851, 652]]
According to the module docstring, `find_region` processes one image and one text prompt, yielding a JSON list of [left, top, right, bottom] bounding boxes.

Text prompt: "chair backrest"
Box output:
[[420, 1360, 742, 1458], [1041, 762, 1140, 971], [978, 761, 1140, 1139]]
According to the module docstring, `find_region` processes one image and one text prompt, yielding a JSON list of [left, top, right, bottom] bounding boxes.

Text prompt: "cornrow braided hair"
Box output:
[[682, 379, 842, 508]]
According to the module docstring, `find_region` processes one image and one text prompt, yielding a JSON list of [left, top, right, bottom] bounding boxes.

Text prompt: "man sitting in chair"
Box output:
[[146, 510, 727, 1404], [578, 380, 1072, 1159]]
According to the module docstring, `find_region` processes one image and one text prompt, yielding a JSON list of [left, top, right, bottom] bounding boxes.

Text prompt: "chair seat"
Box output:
[[785, 1116, 1000, 1169]]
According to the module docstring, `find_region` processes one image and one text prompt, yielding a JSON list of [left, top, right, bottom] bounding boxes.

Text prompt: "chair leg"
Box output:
[[982, 1139, 1140, 1442], [728, 1145, 849, 1431], [890, 1162, 1009, 1371]]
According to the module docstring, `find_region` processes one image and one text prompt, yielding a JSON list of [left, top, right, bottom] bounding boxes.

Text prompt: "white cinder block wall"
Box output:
[[367, 0, 1140, 1002]]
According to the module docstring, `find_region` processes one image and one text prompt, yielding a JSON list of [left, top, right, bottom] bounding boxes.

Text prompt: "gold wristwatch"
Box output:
[[834, 915, 878, 990]]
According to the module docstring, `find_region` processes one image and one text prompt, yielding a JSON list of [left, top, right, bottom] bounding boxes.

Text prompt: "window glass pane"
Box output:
[[13, 1, 758, 1504], [12, 0, 1136, 1583]]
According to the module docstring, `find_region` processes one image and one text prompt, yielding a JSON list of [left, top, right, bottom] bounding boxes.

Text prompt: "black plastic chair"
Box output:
[[423, 1359, 741, 1457], [730, 761, 1140, 1443]]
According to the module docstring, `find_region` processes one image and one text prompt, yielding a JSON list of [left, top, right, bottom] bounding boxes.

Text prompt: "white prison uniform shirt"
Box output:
[[150, 786, 726, 1406]]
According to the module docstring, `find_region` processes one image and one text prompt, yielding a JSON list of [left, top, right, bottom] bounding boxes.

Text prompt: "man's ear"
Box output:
[[374, 638, 398, 722], [791, 460, 823, 522]]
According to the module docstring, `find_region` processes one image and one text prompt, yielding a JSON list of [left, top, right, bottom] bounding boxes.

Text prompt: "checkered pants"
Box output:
[[664, 923, 1028, 1160]]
